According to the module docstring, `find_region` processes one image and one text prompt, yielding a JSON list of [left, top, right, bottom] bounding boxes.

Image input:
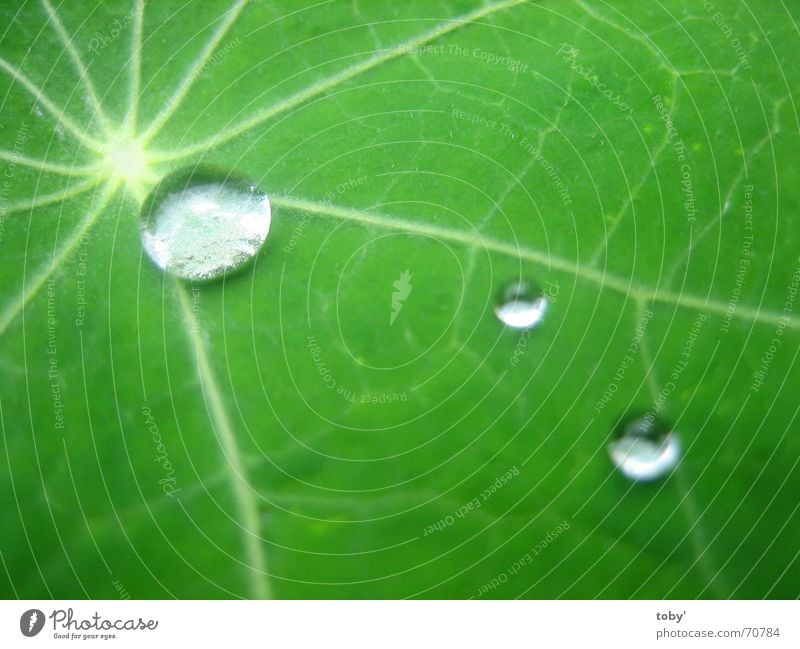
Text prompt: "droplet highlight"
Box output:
[[140, 167, 271, 280], [608, 416, 680, 481], [494, 280, 547, 329]]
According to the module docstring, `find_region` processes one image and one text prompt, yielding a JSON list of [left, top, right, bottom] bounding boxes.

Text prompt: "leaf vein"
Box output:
[[139, 0, 251, 144], [174, 281, 271, 599], [0, 181, 116, 338], [271, 195, 799, 330], [0, 57, 105, 151], [40, 0, 114, 136], [151, 0, 525, 161]]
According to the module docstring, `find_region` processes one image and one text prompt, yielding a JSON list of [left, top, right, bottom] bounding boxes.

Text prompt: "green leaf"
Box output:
[[1, 0, 798, 599]]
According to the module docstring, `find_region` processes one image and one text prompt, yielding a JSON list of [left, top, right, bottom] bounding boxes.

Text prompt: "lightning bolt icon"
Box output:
[[28, 611, 38, 632], [390, 269, 412, 326]]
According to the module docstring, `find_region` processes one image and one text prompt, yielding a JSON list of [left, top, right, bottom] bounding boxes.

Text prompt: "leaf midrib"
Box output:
[[271, 195, 799, 330]]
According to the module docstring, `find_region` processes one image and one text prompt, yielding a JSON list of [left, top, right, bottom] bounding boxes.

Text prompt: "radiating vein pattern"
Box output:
[[0, 0, 798, 601]]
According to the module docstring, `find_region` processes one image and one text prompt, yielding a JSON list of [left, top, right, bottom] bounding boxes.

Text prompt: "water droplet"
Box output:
[[494, 280, 547, 329], [608, 416, 680, 481], [140, 168, 271, 280]]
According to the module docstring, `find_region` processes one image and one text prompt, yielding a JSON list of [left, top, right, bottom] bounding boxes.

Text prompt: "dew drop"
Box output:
[[494, 280, 547, 329], [140, 167, 271, 280], [608, 416, 680, 481]]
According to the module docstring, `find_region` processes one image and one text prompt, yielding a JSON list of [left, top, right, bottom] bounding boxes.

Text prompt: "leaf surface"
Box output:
[[1, 0, 798, 598]]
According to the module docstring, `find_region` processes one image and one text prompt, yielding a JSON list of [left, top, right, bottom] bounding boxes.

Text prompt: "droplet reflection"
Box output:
[[140, 167, 271, 281], [608, 415, 680, 481], [495, 280, 548, 329]]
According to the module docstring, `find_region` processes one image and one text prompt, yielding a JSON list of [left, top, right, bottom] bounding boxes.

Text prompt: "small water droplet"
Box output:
[[494, 280, 547, 329], [140, 168, 271, 280], [608, 415, 680, 481]]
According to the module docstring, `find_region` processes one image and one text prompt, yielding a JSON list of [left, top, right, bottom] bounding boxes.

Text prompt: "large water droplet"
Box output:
[[494, 280, 547, 329], [140, 168, 271, 280], [608, 415, 680, 481]]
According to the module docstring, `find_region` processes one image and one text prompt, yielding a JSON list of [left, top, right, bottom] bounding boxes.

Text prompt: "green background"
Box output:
[[1, 0, 798, 598]]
